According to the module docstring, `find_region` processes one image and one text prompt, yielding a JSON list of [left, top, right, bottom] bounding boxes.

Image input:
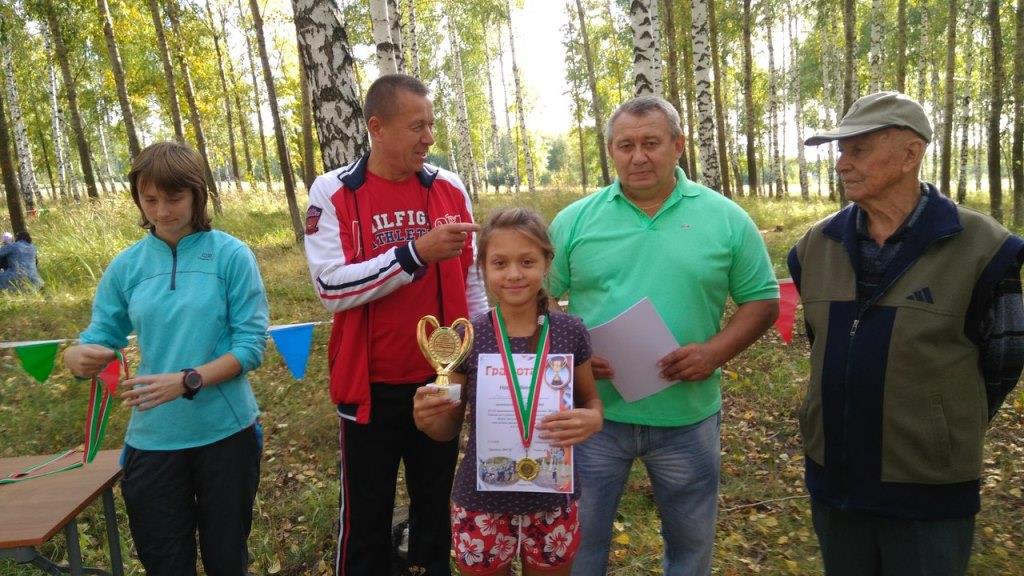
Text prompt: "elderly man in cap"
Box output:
[[787, 91, 1024, 575]]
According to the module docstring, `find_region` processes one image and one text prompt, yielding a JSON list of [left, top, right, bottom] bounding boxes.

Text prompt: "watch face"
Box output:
[[185, 371, 202, 390]]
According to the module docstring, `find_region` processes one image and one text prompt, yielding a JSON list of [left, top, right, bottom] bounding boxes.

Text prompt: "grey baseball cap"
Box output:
[[805, 91, 933, 145]]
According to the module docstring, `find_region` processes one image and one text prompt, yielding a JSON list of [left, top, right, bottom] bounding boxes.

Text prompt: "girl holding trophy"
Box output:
[[413, 207, 602, 576]]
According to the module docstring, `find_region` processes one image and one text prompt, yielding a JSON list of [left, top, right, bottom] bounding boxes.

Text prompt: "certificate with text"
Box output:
[[475, 353, 574, 493]]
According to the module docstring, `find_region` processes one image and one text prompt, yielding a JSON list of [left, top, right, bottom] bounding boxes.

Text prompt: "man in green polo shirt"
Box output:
[[549, 95, 779, 575]]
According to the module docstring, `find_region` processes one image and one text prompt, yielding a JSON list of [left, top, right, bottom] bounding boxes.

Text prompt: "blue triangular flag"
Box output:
[[269, 323, 315, 380]]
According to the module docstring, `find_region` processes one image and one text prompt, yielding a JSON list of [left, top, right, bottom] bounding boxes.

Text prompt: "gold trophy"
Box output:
[[417, 315, 474, 402]]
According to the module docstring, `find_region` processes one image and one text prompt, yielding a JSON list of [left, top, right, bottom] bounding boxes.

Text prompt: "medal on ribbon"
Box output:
[[492, 307, 550, 482]]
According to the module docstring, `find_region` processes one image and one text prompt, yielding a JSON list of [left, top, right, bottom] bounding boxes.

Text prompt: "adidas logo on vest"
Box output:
[[906, 287, 934, 304]]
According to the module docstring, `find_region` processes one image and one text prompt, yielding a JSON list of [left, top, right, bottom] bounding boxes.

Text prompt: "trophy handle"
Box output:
[[449, 317, 474, 368], [416, 315, 442, 371]]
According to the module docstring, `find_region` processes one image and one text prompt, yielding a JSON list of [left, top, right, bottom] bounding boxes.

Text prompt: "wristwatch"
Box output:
[[181, 368, 203, 400]]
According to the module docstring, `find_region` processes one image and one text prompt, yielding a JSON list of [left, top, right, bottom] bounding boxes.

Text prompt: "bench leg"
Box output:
[[101, 489, 124, 576], [63, 520, 83, 576]]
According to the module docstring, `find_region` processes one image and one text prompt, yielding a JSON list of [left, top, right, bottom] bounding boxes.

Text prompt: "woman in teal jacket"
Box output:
[[64, 141, 269, 576]]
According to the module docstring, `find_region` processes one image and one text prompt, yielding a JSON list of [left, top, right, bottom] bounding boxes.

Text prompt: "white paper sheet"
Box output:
[[588, 298, 680, 402], [475, 353, 574, 493]]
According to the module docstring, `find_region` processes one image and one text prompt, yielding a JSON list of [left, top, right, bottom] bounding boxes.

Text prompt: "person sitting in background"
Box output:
[[0, 231, 11, 271], [0, 231, 43, 291]]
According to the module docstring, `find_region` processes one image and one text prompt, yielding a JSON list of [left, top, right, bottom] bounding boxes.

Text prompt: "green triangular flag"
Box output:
[[15, 342, 60, 383]]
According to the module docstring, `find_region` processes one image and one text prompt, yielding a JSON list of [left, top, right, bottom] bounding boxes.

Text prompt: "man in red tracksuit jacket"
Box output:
[[304, 74, 488, 576]]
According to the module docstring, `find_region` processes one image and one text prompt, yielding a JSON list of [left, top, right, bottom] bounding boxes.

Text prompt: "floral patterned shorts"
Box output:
[[451, 501, 580, 574]]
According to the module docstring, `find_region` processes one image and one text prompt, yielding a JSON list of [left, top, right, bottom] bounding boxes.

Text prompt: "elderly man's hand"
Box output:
[[657, 343, 722, 382]]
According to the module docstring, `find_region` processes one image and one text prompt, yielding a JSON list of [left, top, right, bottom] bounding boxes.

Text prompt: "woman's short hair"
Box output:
[[128, 141, 212, 232]]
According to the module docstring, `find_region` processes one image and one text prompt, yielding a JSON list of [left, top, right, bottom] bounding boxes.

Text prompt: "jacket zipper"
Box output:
[[170, 245, 178, 291], [838, 229, 958, 503]]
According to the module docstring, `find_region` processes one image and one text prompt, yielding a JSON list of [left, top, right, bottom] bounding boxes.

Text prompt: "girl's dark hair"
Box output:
[[128, 141, 212, 232], [477, 207, 555, 316]]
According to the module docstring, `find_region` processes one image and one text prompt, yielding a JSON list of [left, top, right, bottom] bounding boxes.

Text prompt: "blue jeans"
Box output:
[[571, 413, 721, 576]]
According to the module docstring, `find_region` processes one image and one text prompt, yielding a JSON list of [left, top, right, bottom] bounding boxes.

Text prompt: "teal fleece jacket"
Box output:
[[80, 229, 269, 450]]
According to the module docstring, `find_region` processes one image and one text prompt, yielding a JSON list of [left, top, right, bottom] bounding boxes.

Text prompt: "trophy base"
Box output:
[[426, 383, 462, 403]]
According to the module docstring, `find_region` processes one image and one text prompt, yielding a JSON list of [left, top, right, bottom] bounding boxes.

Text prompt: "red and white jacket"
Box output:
[[304, 154, 488, 423]]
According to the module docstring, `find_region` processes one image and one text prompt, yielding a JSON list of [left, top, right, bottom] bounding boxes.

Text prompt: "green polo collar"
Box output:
[[606, 166, 702, 206]]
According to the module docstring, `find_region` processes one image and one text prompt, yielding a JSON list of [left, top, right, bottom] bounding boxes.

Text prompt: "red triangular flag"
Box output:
[[775, 279, 799, 345], [97, 356, 122, 395]]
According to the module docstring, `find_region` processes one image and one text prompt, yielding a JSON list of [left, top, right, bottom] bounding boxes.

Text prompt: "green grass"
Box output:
[[1, 188, 1021, 575]]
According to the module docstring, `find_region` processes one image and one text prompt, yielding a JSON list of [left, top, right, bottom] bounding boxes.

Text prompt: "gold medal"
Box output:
[[516, 457, 540, 481]]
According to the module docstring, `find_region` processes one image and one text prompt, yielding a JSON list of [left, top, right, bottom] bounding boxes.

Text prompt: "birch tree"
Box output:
[[204, 0, 242, 193], [370, 0, 400, 75], [387, 0, 404, 72], [573, 0, 610, 185], [292, 0, 367, 170], [237, 0, 271, 193], [43, 0, 98, 199], [0, 18, 38, 210], [767, 13, 781, 197], [839, 0, 856, 204], [691, 0, 721, 190], [896, 0, 908, 92], [447, 25, 480, 197], [406, 0, 420, 77], [988, 0, 1004, 220], [148, 0, 185, 142], [741, 0, 757, 196], [42, 28, 69, 199], [939, 0, 957, 197], [662, 0, 690, 173], [630, 0, 661, 96], [165, 0, 221, 213], [218, 3, 254, 183], [505, 0, 535, 192], [708, 0, 730, 196], [868, 0, 884, 92], [956, 30, 974, 203], [0, 86, 25, 234], [249, 0, 303, 241], [790, 3, 808, 199], [97, 0, 141, 160], [1013, 0, 1024, 224], [681, 0, 699, 178]]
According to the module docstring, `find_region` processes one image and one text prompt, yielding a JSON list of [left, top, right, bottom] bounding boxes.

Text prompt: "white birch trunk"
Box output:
[[292, 0, 368, 170], [630, 0, 662, 96], [691, 0, 721, 190], [1, 23, 38, 210], [790, 6, 808, 199], [42, 30, 69, 199], [957, 31, 974, 201], [868, 0, 884, 92], [448, 26, 480, 197], [387, 0, 404, 73], [767, 15, 781, 197], [98, 116, 118, 192], [496, 32, 518, 192], [407, 0, 420, 77], [506, 0, 535, 192], [485, 45, 501, 192], [370, 0, 399, 75], [821, 15, 838, 199]]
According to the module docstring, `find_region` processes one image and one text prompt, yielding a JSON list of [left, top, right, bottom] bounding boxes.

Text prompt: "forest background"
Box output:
[[0, 0, 1022, 574]]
